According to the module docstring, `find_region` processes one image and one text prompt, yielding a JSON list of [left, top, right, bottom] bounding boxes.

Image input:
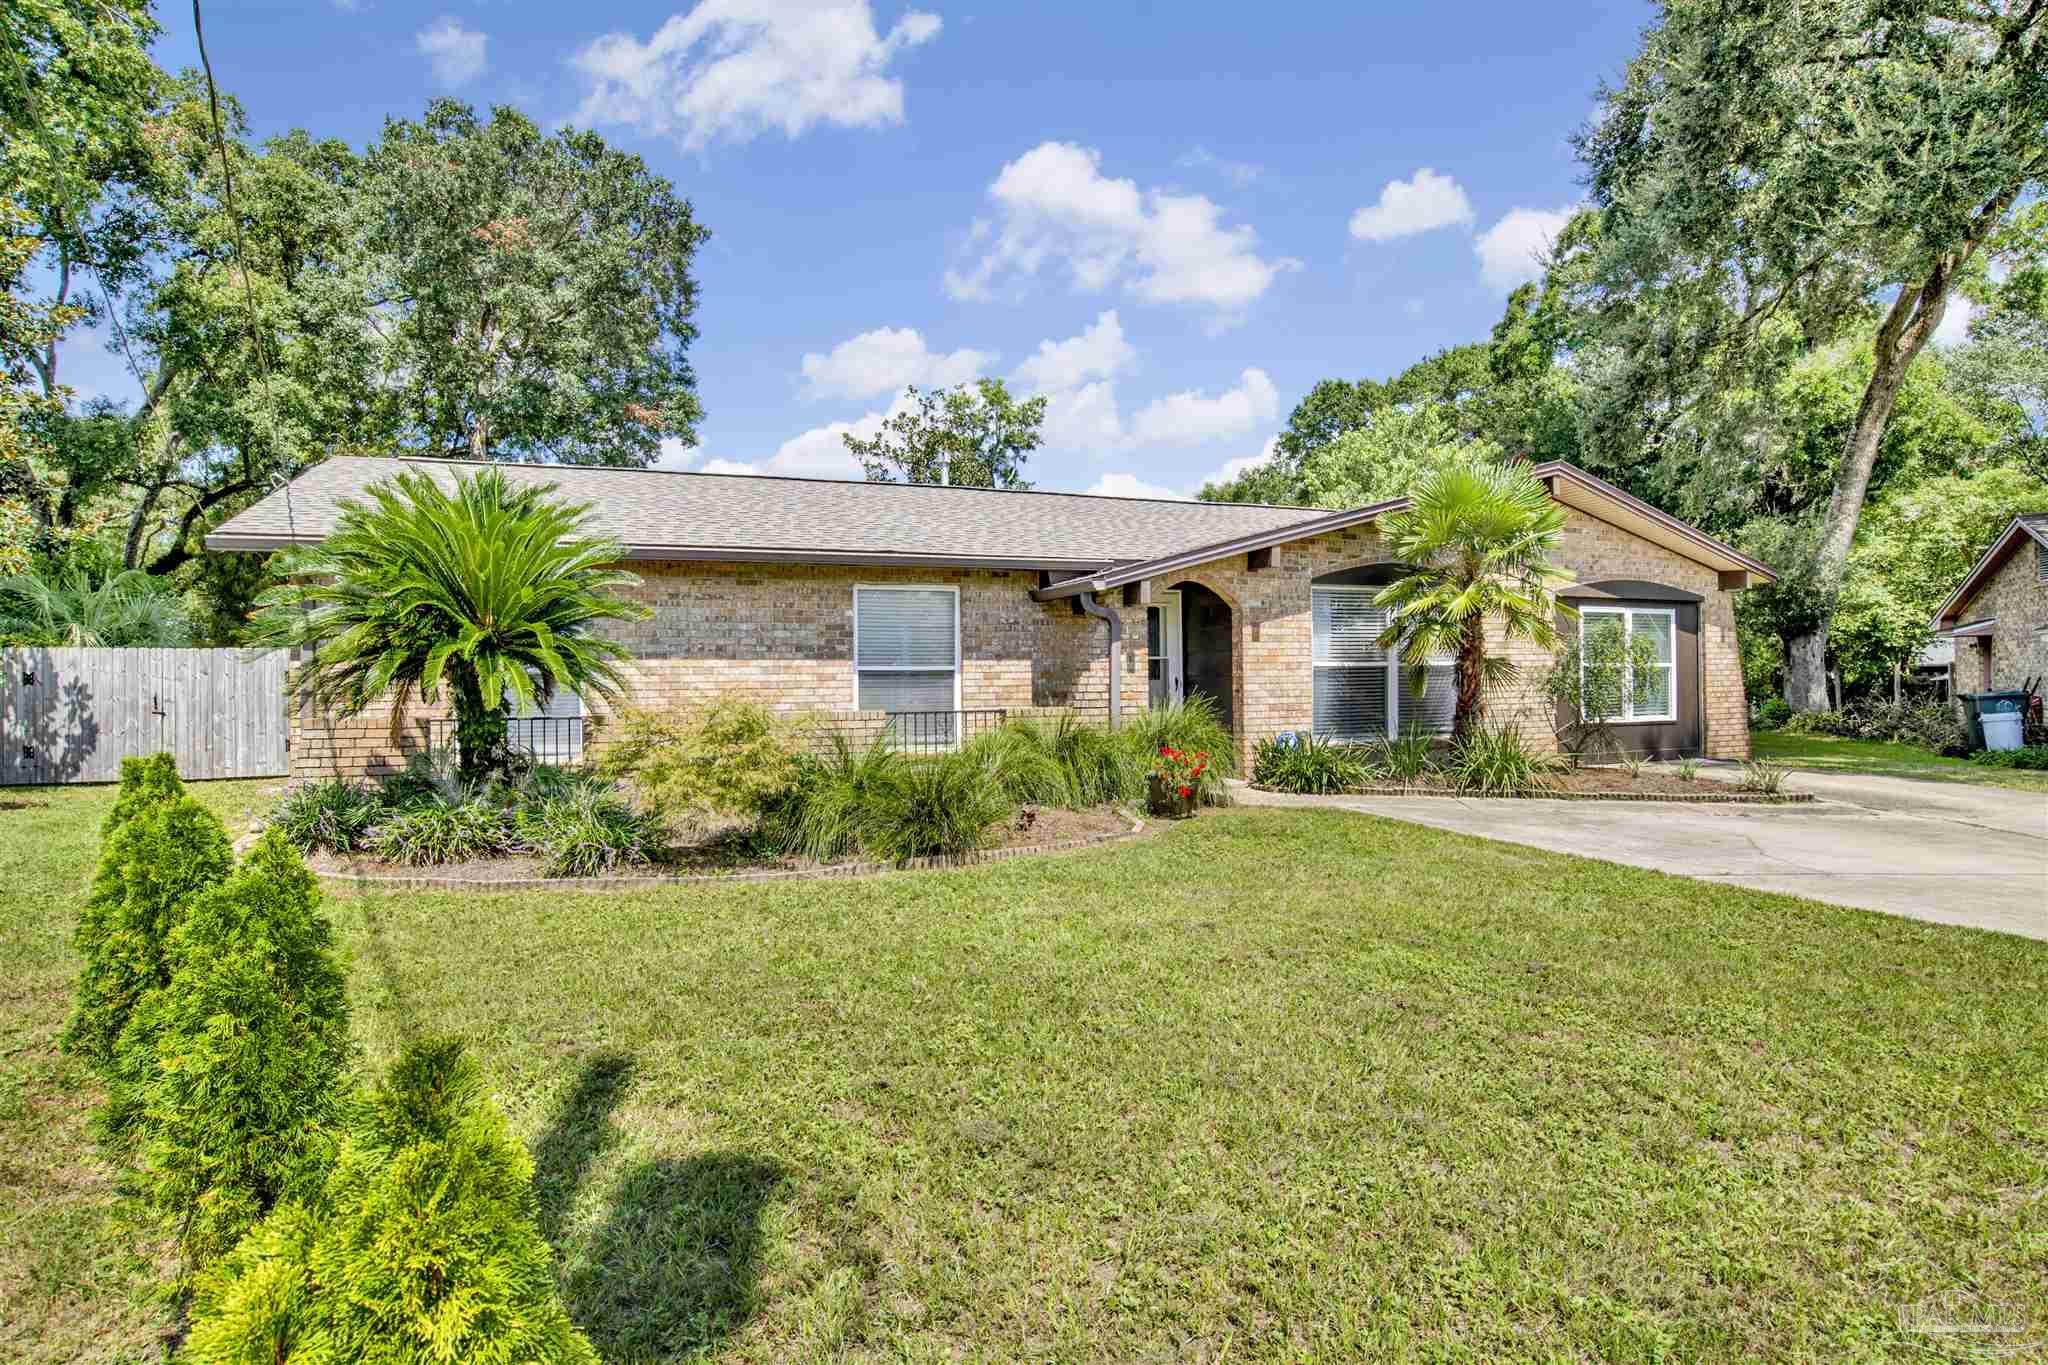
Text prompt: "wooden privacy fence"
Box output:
[[0, 647, 290, 786]]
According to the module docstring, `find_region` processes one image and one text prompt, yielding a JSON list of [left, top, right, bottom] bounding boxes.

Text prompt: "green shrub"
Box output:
[[1739, 759, 1792, 794], [270, 778, 385, 854], [1753, 697, 1792, 731], [599, 698, 800, 826], [180, 1039, 598, 1365], [860, 753, 1014, 860], [762, 735, 902, 862], [1446, 724, 1554, 795], [120, 832, 351, 1267], [1677, 758, 1701, 781], [1122, 697, 1236, 804], [1969, 743, 2048, 770], [367, 799, 513, 866], [1049, 714, 1140, 806], [1368, 729, 1438, 783], [1253, 734, 1368, 794], [959, 719, 1078, 807], [103, 752, 184, 837], [63, 794, 234, 1075], [516, 788, 660, 877]]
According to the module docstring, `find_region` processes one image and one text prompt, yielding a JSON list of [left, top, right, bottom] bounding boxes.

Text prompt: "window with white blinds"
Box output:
[[1580, 606, 1676, 723], [854, 586, 959, 714], [1311, 587, 1454, 739]]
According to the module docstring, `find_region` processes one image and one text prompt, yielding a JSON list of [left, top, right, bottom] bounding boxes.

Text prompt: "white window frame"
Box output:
[[851, 584, 962, 714], [1580, 605, 1677, 724], [1310, 585, 1454, 740]]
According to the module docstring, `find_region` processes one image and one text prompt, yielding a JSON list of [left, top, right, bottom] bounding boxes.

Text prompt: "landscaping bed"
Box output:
[[306, 803, 1140, 886]]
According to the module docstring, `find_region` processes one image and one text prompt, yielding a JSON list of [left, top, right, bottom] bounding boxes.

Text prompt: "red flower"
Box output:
[[1159, 745, 1172, 756], [1177, 784, 1193, 798]]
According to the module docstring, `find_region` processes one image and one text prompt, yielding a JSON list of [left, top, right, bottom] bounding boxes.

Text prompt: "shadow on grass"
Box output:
[[533, 1051, 635, 1244], [565, 1152, 786, 1360], [357, 902, 420, 1045]]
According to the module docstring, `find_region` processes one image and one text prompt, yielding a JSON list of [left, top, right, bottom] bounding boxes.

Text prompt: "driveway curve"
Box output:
[[1238, 768, 2047, 940]]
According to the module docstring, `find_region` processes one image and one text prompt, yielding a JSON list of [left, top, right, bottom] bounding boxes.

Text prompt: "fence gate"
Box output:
[[0, 647, 289, 786]]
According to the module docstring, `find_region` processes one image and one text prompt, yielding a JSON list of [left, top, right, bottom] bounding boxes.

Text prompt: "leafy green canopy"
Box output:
[[251, 467, 649, 776], [843, 379, 1046, 488], [63, 790, 232, 1076], [119, 830, 351, 1268], [181, 1037, 598, 1365], [1373, 463, 1571, 741]]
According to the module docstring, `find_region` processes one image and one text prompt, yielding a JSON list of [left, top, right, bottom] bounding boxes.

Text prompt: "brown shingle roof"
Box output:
[[1931, 512, 2048, 629], [206, 456, 1325, 570]]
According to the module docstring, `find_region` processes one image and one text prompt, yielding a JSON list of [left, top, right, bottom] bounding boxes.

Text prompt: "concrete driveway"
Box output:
[[1238, 768, 2048, 940]]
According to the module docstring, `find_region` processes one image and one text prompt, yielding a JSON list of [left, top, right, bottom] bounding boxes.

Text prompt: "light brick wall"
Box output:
[[1133, 508, 1753, 770], [287, 513, 1755, 781], [1948, 543, 2048, 692]]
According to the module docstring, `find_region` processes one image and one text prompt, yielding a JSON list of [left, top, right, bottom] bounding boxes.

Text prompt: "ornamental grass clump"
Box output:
[[366, 797, 514, 866], [269, 777, 383, 854], [1253, 734, 1369, 795], [959, 720, 1073, 808], [861, 752, 1014, 860], [1123, 696, 1235, 804], [1368, 729, 1438, 783], [762, 735, 901, 863], [119, 831, 351, 1268], [180, 1038, 598, 1365], [1446, 724, 1555, 795], [516, 787, 660, 877]]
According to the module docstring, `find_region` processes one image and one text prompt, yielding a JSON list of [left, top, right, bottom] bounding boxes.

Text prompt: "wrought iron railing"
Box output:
[[426, 716, 585, 768], [835, 708, 1009, 754]]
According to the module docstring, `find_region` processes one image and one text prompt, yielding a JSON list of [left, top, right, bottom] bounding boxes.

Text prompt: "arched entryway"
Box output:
[[1167, 580, 1234, 732]]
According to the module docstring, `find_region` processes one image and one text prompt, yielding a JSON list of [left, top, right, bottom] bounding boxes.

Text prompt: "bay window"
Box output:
[[1310, 586, 1454, 740]]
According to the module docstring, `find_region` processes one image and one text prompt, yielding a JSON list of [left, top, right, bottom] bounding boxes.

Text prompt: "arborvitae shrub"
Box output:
[[102, 752, 185, 837], [123, 830, 352, 1267], [63, 793, 233, 1077], [181, 1038, 599, 1365]]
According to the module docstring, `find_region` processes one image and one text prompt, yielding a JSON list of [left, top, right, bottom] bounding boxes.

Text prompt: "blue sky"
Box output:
[[110, 0, 1657, 496]]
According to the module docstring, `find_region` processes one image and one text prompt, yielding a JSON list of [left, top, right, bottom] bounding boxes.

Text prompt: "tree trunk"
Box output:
[[1782, 187, 2017, 712], [1451, 617, 1486, 743]]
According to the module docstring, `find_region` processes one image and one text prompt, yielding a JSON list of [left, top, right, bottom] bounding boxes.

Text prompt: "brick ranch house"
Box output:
[[1930, 512, 2048, 693], [207, 456, 1776, 782]]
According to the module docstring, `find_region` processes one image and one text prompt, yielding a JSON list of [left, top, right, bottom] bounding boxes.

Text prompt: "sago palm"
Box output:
[[251, 467, 649, 777], [1373, 463, 1571, 742]]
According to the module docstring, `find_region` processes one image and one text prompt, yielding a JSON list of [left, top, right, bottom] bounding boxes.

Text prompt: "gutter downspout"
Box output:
[[1077, 590, 1122, 730]]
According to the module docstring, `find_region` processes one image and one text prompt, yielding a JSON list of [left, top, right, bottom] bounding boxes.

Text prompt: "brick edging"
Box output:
[[312, 816, 1148, 893], [1248, 784, 1816, 804]]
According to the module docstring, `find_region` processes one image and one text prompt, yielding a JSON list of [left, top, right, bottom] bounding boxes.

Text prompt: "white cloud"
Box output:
[[571, 0, 940, 152], [945, 142, 1297, 321], [1475, 205, 1575, 290], [1010, 309, 1134, 392], [799, 326, 992, 401], [1041, 380, 1127, 453], [1193, 437, 1280, 492], [1086, 472, 1187, 500], [1176, 146, 1261, 188], [1930, 297, 1979, 349], [416, 17, 487, 87], [1348, 167, 1473, 243], [1130, 368, 1279, 446]]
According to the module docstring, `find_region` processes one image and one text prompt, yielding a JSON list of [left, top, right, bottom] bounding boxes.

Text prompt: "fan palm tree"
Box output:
[[0, 567, 191, 647], [251, 467, 649, 778], [1373, 463, 1572, 742]]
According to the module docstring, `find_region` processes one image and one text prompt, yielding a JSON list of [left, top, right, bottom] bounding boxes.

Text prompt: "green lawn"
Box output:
[[1753, 730, 2048, 792], [4, 782, 2046, 1362]]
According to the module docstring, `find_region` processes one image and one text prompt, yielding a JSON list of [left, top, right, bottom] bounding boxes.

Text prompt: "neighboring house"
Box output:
[[1930, 513, 2048, 693], [207, 456, 1776, 781]]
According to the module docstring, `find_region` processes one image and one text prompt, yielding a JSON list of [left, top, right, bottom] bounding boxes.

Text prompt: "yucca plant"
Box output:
[[1253, 734, 1368, 794], [1446, 723, 1555, 795], [1374, 463, 1572, 743], [1369, 728, 1438, 783], [250, 467, 650, 780]]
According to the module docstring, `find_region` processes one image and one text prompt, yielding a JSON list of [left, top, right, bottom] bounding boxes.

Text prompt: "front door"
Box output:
[[1147, 591, 1183, 708]]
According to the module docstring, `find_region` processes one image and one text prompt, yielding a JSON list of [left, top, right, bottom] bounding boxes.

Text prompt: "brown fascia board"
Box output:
[[202, 530, 1121, 575], [1929, 515, 2047, 629], [1030, 459, 1776, 603], [1029, 498, 1409, 601], [1525, 462, 1777, 581]]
